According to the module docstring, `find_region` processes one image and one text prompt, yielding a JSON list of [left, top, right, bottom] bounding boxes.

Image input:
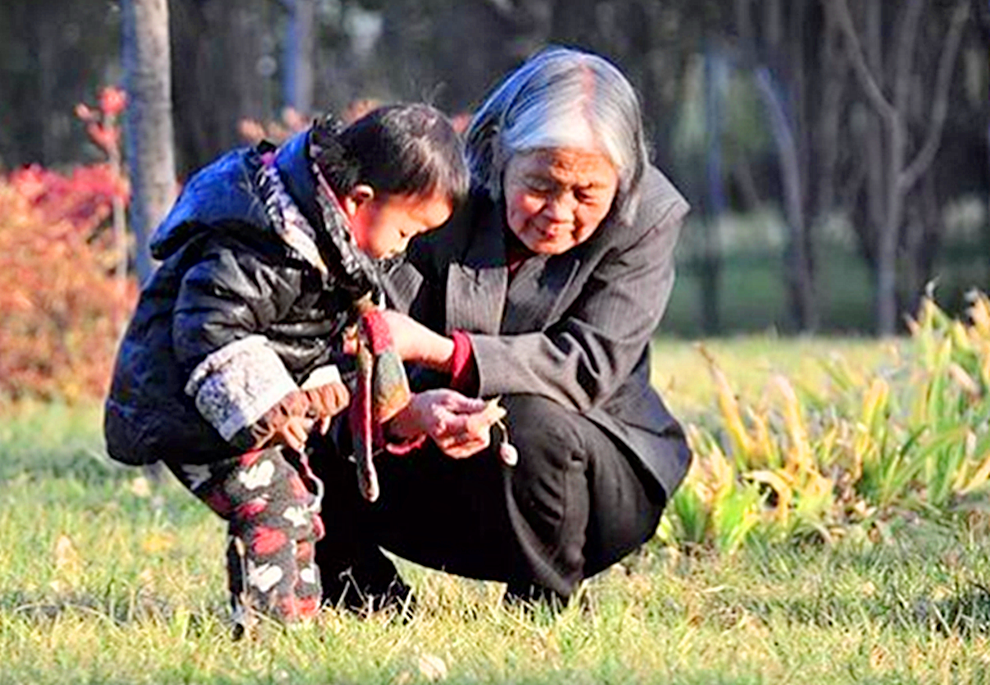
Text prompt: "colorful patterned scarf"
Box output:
[[308, 149, 412, 503], [346, 294, 412, 502], [257, 135, 412, 502]]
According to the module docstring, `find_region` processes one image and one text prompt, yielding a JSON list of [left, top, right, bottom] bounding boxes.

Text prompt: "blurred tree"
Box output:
[[169, 0, 275, 172], [123, 0, 177, 283], [831, 0, 971, 335], [733, 0, 846, 332], [282, 0, 316, 116], [0, 0, 984, 335], [370, 0, 521, 112], [700, 51, 728, 335], [0, 1, 120, 167]]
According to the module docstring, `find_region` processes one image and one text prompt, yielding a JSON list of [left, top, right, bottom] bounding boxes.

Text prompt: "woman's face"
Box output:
[[502, 147, 619, 254]]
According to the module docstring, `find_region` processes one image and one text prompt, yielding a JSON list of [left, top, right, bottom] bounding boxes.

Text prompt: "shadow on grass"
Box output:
[[730, 585, 990, 637], [654, 520, 990, 639], [0, 587, 226, 637], [921, 584, 990, 637]]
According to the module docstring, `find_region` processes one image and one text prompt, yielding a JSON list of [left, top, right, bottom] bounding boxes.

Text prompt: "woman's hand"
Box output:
[[388, 390, 505, 458], [379, 310, 455, 372]]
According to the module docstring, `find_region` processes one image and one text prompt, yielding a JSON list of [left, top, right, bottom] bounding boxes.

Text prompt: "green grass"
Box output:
[[650, 335, 892, 417], [3, 340, 990, 684]]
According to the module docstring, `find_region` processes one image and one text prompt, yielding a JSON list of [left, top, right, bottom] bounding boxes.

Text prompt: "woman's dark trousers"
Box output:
[[312, 394, 673, 606]]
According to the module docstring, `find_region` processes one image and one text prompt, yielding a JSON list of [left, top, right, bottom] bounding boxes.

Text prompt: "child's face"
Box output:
[[346, 190, 453, 260]]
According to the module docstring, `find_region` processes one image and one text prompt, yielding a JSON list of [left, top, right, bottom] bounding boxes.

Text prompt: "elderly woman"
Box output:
[[314, 47, 691, 609]]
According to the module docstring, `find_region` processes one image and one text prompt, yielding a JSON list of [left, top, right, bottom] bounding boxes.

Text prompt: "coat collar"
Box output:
[[273, 130, 322, 229], [150, 131, 319, 262], [502, 246, 581, 334], [444, 197, 582, 335], [445, 199, 507, 334], [149, 148, 268, 260]]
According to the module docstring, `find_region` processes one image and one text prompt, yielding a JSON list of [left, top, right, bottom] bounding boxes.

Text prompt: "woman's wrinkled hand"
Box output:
[[388, 389, 505, 458]]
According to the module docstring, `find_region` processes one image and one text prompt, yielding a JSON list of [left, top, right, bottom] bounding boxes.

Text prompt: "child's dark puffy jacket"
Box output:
[[105, 132, 356, 465]]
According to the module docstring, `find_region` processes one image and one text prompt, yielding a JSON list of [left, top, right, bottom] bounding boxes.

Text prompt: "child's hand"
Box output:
[[302, 381, 350, 434], [234, 389, 315, 453], [388, 390, 504, 458], [272, 415, 315, 453], [235, 384, 348, 453]]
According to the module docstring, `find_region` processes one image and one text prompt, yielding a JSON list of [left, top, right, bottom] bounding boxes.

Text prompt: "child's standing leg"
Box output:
[[167, 446, 324, 627]]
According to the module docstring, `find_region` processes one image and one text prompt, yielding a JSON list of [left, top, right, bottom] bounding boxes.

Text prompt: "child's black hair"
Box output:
[[311, 104, 469, 208]]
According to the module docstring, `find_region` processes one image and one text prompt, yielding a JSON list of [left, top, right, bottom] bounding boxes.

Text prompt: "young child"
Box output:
[[104, 104, 471, 628]]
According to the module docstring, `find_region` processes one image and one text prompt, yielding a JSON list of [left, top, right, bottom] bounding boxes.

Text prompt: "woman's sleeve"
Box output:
[[468, 198, 687, 412], [172, 244, 304, 442]]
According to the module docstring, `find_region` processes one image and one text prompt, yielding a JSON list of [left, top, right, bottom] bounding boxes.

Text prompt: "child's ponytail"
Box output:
[[309, 115, 362, 197]]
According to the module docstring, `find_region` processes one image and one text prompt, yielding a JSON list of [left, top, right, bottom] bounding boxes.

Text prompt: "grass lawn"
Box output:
[[650, 335, 893, 417], [2, 338, 990, 684]]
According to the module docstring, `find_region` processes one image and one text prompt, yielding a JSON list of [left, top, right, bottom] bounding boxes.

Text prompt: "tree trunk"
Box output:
[[735, 0, 821, 331], [169, 0, 270, 173], [283, 0, 316, 116], [876, 118, 906, 335], [815, 4, 845, 221], [755, 67, 817, 331], [122, 0, 177, 284], [701, 51, 725, 335], [832, 0, 968, 334], [902, 171, 942, 313]]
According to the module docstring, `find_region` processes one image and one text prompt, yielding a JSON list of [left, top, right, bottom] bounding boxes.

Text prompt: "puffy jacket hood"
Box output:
[[150, 131, 316, 261]]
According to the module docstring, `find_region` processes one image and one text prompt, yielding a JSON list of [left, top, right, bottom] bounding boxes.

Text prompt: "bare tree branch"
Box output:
[[831, 0, 897, 123], [899, 1, 971, 191], [735, 0, 754, 50], [893, 0, 926, 112]]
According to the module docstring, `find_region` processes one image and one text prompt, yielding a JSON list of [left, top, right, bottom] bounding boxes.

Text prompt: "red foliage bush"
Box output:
[[0, 164, 136, 401]]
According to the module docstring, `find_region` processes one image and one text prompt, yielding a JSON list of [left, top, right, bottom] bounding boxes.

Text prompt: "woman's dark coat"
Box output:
[[386, 166, 692, 500]]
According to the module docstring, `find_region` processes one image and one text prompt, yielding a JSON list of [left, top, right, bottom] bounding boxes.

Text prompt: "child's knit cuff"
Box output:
[[185, 335, 298, 442]]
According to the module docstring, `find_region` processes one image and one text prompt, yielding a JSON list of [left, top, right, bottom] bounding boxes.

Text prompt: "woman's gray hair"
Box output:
[[465, 46, 649, 225]]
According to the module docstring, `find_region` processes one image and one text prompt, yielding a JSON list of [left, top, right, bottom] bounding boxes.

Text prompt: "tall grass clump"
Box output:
[[663, 291, 990, 553]]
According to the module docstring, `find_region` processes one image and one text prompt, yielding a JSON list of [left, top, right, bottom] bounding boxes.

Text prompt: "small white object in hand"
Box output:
[[487, 397, 517, 467], [499, 441, 518, 466]]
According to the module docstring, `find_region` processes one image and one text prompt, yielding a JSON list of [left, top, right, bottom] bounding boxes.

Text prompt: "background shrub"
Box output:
[[0, 164, 135, 401], [663, 292, 990, 552]]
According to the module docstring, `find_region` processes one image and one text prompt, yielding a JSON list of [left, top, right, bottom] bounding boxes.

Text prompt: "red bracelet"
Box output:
[[450, 330, 479, 394], [383, 433, 428, 456]]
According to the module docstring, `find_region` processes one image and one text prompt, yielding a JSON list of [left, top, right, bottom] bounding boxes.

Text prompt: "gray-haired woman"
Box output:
[[314, 46, 692, 610]]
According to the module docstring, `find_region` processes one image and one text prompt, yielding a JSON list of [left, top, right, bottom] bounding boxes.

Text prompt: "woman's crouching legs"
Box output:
[[355, 394, 667, 605], [168, 447, 324, 626], [499, 395, 665, 602]]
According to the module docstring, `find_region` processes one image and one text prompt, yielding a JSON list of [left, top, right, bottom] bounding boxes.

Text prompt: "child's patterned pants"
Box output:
[[167, 446, 325, 624]]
